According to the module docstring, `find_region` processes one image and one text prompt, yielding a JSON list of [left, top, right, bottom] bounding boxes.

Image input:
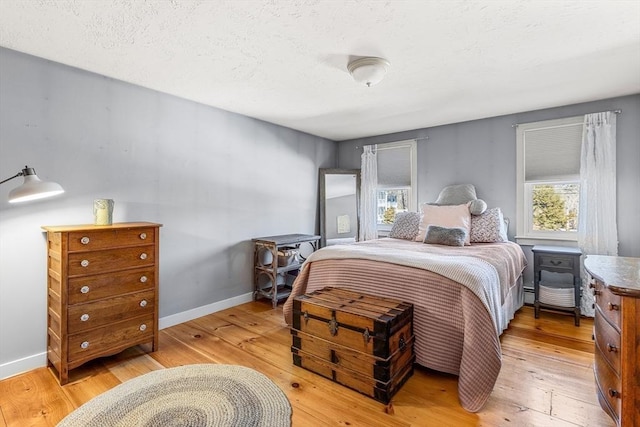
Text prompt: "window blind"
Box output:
[[524, 122, 583, 181], [377, 145, 411, 188]]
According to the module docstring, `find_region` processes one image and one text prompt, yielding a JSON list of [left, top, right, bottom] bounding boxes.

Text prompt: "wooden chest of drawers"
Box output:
[[42, 222, 162, 384], [291, 287, 414, 404], [585, 256, 640, 427]]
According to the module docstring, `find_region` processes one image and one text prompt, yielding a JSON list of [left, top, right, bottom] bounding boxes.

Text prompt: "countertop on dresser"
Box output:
[[584, 255, 640, 298]]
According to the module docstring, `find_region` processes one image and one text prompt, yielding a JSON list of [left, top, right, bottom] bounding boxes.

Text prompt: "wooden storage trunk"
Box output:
[[291, 287, 414, 404]]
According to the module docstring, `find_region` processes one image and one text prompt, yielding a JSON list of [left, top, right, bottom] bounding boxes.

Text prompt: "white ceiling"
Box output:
[[1, 1, 639, 141]]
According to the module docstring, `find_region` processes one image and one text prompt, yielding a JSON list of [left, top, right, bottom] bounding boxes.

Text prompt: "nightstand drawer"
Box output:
[[595, 284, 621, 330], [538, 255, 575, 271], [594, 310, 621, 374], [594, 347, 622, 423]]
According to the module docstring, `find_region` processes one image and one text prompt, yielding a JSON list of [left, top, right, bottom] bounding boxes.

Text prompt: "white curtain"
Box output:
[[359, 145, 378, 241], [578, 111, 617, 317]]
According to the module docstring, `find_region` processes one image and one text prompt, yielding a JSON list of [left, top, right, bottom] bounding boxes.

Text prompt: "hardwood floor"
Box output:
[[0, 303, 614, 427]]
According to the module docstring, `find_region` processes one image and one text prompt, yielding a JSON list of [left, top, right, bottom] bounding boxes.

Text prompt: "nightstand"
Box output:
[[532, 245, 582, 326]]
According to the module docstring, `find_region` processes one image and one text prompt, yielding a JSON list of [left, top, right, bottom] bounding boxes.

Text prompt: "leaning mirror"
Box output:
[[319, 168, 361, 248]]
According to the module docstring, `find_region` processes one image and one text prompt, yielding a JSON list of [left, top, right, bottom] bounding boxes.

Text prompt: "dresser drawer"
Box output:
[[594, 310, 621, 374], [68, 314, 154, 363], [68, 290, 155, 333], [68, 268, 155, 304], [537, 254, 575, 271], [595, 284, 621, 330], [68, 227, 155, 251], [594, 347, 622, 424], [68, 245, 155, 276]]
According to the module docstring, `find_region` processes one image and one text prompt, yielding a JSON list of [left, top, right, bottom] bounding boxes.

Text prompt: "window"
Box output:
[[375, 140, 417, 228], [516, 116, 583, 242]]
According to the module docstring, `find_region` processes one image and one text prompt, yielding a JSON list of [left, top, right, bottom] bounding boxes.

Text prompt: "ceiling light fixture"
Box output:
[[347, 57, 391, 87]]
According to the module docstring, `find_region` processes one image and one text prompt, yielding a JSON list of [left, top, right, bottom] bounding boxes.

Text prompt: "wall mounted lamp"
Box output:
[[0, 165, 64, 203], [347, 57, 391, 87]]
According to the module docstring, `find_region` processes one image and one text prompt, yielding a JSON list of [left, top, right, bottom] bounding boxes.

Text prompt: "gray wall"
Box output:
[[0, 48, 336, 376], [338, 94, 640, 284]]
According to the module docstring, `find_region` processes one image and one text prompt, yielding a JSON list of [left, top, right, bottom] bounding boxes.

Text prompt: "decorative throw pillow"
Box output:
[[434, 184, 477, 205], [470, 207, 508, 243], [433, 184, 487, 215], [389, 211, 421, 240], [415, 203, 471, 245], [424, 225, 468, 246]]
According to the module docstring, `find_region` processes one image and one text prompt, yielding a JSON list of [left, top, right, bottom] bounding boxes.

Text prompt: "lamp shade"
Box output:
[[347, 57, 391, 87], [5, 167, 64, 203]]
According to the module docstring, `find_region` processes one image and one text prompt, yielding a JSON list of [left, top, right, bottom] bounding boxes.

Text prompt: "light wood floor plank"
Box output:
[[0, 303, 615, 426]]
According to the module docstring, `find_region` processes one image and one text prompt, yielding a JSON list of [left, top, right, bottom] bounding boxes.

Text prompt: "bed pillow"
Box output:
[[415, 203, 471, 245], [424, 225, 467, 246], [434, 184, 477, 205], [389, 211, 421, 240], [433, 184, 487, 215], [470, 207, 509, 243]]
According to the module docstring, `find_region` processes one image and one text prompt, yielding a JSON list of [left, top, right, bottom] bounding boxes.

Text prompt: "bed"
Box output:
[[283, 219, 527, 412]]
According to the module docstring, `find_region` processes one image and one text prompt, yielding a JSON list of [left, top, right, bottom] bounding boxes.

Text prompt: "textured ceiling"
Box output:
[[0, 0, 639, 141]]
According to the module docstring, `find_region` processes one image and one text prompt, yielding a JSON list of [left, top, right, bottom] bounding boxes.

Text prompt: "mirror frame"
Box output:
[[319, 168, 361, 248]]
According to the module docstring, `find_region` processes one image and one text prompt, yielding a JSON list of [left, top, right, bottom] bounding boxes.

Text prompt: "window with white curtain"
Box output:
[[516, 116, 583, 242], [376, 140, 417, 228]]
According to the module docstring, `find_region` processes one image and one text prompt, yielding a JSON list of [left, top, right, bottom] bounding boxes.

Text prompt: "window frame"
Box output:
[[375, 139, 418, 232], [516, 116, 583, 244]]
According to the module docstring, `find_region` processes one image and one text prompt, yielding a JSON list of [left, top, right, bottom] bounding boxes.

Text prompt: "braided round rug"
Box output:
[[57, 364, 292, 427]]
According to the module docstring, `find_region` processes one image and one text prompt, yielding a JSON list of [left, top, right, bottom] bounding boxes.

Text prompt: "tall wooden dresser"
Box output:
[[42, 222, 162, 384], [585, 255, 639, 427]]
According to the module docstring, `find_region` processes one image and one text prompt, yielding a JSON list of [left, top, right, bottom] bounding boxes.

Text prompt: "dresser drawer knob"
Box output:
[[80, 314, 90, 322], [139, 232, 147, 240], [140, 253, 148, 260], [80, 341, 89, 349], [140, 275, 148, 283], [608, 302, 619, 311], [140, 299, 148, 307], [608, 388, 620, 399], [80, 236, 90, 245], [80, 286, 90, 294], [606, 343, 618, 353], [139, 324, 147, 331], [80, 259, 90, 267]]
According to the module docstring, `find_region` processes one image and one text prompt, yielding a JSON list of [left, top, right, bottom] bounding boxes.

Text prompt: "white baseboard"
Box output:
[[159, 292, 254, 329], [0, 352, 48, 381], [0, 291, 255, 381]]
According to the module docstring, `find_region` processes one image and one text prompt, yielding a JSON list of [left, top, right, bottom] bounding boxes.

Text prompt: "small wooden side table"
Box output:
[[532, 245, 582, 326], [252, 234, 321, 308]]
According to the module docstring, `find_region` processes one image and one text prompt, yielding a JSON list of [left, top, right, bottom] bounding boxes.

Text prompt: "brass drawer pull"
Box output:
[[588, 281, 600, 295], [80, 286, 90, 294], [606, 343, 618, 353], [139, 232, 147, 240], [139, 324, 147, 332], [80, 314, 89, 322], [80, 259, 90, 267], [608, 302, 619, 311], [80, 341, 89, 349], [80, 236, 90, 245], [140, 253, 148, 260], [608, 388, 620, 399], [140, 275, 148, 283], [140, 299, 148, 307]]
